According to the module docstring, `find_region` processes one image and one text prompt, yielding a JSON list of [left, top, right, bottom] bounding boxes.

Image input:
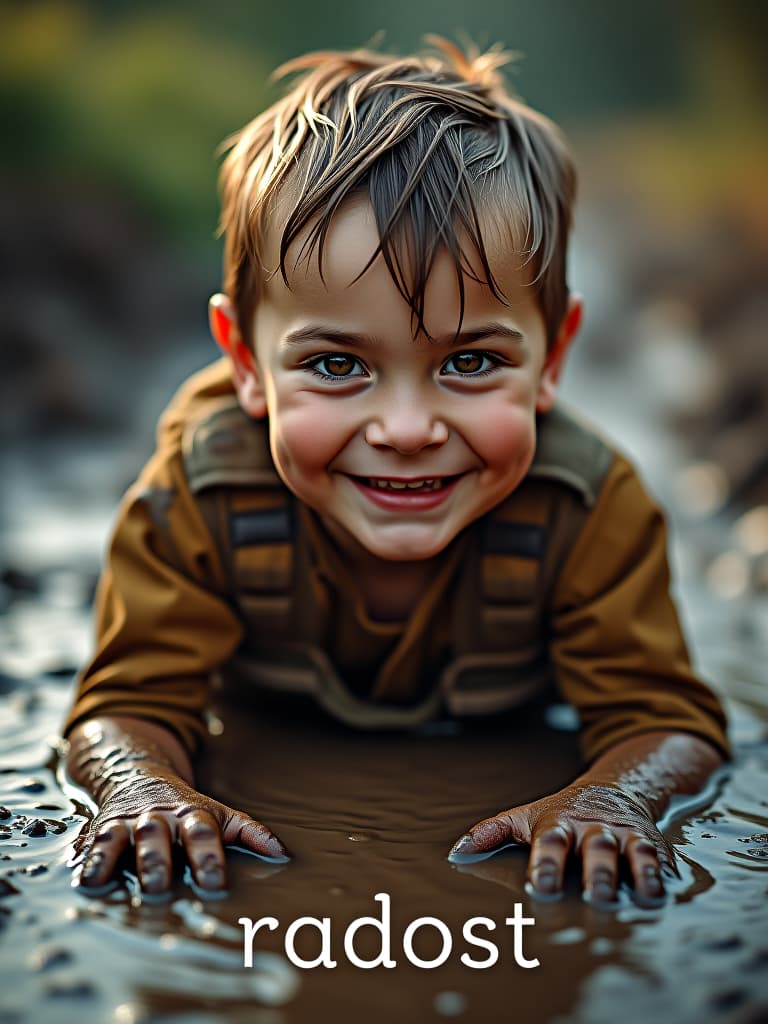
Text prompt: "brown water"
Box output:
[[0, 618, 767, 1024]]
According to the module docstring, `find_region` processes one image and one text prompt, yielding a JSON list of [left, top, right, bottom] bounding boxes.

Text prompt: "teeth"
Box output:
[[367, 478, 441, 491]]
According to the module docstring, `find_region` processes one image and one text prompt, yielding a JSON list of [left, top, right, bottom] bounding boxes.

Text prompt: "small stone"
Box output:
[[709, 989, 746, 1012], [43, 979, 96, 999], [28, 945, 73, 972], [743, 949, 768, 973], [696, 933, 743, 952], [21, 819, 47, 837], [0, 878, 20, 898], [25, 864, 48, 877], [18, 780, 45, 795], [0, 807, 10, 820], [42, 819, 67, 835]]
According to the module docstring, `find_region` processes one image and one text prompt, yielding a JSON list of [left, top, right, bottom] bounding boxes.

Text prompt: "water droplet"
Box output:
[[735, 506, 768, 556], [676, 463, 729, 517], [434, 991, 467, 1017], [551, 927, 587, 945], [114, 1003, 146, 1024], [707, 551, 750, 599]]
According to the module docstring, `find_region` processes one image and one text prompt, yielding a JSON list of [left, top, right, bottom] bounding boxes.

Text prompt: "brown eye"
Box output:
[[453, 353, 483, 373], [442, 351, 498, 376], [308, 353, 367, 381], [325, 355, 355, 376]]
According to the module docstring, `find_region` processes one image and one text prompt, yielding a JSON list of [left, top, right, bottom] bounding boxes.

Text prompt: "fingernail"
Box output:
[[142, 869, 168, 893], [532, 869, 558, 893], [80, 854, 103, 883], [591, 882, 614, 901], [449, 835, 475, 857], [198, 868, 225, 890], [266, 836, 291, 860]]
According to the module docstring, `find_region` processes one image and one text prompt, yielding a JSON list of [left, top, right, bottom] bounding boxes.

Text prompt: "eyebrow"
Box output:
[[282, 322, 526, 348]]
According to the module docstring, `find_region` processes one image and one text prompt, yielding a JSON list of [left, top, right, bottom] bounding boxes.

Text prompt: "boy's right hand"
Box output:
[[66, 716, 290, 894]]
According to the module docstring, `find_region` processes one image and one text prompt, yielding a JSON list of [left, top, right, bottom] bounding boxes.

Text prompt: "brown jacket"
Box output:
[[63, 359, 730, 764]]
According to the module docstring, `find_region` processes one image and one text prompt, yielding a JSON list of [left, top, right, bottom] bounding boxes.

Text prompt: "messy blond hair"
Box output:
[[217, 36, 576, 347]]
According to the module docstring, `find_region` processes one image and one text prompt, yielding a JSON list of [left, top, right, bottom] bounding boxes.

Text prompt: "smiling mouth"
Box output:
[[348, 474, 464, 492]]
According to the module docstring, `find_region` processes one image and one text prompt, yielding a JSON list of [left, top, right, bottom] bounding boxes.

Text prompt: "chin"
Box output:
[[365, 532, 455, 563]]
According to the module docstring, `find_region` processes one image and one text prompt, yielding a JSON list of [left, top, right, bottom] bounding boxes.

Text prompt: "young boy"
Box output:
[[63, 38, 730, 905]]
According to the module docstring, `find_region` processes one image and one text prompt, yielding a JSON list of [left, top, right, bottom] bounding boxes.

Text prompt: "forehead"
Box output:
[[259, 193, 536, 327]]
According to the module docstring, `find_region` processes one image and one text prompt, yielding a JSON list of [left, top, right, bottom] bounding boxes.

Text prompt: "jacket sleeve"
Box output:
[[549, 453, 731, 765], [61, 428, 245, 757]]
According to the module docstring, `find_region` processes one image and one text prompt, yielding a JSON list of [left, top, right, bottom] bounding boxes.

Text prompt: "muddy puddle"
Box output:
[[0, 572, 766, 1024]]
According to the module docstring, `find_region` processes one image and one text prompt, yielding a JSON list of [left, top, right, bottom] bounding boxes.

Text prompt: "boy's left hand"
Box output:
[[448, 782, 677, 904]]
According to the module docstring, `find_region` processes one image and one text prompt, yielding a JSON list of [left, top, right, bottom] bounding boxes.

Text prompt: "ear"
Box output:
[[535, 293, 583, 414], [208, 293, 267, 419]]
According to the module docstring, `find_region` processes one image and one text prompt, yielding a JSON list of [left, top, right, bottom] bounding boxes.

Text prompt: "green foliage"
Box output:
[[0, 2, 274, 239]]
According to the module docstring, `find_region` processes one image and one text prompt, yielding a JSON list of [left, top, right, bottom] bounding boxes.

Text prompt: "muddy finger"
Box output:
[[526, 822, 573, 898], [224, 814, 291, 861], [625, 834, 666, 904], [78, 819, 131, 887], [580, 827, 620, 905], [134, 812, 174, 893], [179, 809, 228, 890]]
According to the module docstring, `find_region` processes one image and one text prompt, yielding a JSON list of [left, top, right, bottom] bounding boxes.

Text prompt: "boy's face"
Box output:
[[211, 200, 581, 566]]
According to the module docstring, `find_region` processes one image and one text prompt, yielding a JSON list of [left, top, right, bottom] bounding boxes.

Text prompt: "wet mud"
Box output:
[[0, 604, 767, 1023]]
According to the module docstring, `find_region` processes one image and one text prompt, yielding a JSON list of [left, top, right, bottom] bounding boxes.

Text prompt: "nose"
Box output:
[[364, 392, 449, 454]]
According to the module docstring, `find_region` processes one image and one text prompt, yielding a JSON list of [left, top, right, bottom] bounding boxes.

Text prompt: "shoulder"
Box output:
[[527, 400, 619, 508], [154, 357, 238, 452], [143, 357, 281, 493]]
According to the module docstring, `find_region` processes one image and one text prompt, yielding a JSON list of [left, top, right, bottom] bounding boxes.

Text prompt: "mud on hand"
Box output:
[[71, 771, 290, 894]]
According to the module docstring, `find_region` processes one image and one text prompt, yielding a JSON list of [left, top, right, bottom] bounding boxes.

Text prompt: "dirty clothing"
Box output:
[[63, 359, 730, 764]]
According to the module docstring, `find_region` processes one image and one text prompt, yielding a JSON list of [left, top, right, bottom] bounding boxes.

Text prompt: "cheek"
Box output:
[[271, 404, 350, 476], [469, 403, 536, 469]]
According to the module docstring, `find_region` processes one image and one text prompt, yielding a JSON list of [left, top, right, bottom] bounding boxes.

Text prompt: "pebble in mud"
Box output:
[[24, 864, 48, 877], [21, 819, 47, 837], [27, 946, 74, 972], [0, 878, 20, 897], [43, 978, 96, 999], [709, 988, 748, 1012], [694, 932, 744, 953], [18, 817, 66, 837], [16, 779, 46, 794]]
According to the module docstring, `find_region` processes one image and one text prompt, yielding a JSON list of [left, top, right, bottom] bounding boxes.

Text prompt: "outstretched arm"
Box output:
[[448, 730, 723, 904], [67, 715, 290, 894]]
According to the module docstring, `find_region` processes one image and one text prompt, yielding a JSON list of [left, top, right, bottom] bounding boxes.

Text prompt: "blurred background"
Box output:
[[0, 0, 766, 670], [0, 8, 767, 1021]]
